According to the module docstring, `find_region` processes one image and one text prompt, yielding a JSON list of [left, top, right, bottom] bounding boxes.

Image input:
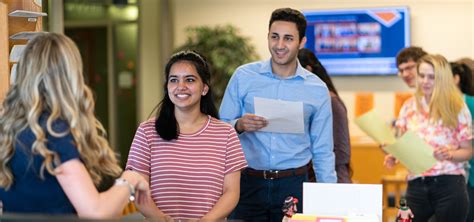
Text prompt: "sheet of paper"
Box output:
[[254, 97, 304, 134], [10, 31, 44, 40], [290, 214, 379, 222], [9, 45, 26, 63], [383, 131, 437, 175], [34, 0, 42, 7], [8, 10, 47, 17], [10, 64, 17, 85], [303, 183, 382, 221], [354, 110, 396, 144]]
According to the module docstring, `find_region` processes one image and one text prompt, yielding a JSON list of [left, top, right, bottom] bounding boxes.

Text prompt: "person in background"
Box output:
[[392, 47, 429, 137], [126, 50, 247, 221], [220, 8, 336, 222], [451, 61, 474, 98], [457, 57, 474, 95], [384, 54, 472, 222], [0, 33, 149, 218], [457, 58, 474, 75], [396, 46, 428, 88], [451, 61, 474, 222], [298, 48, 352, 183]]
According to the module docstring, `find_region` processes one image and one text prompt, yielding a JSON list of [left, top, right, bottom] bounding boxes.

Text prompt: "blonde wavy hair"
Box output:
[[415, 54, 464, 128], [0, 33, 122, 190]]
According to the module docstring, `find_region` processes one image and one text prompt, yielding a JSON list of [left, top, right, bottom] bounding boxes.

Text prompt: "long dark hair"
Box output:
[[298, 48, 339, 96], [155, 50, 218, 141]]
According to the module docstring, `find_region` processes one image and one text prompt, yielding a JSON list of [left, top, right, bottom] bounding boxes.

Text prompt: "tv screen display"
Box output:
[[303, 7, 410, 76]]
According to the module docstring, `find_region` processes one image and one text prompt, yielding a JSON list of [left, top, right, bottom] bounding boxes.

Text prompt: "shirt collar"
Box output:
[[258, 59, 311, 80]]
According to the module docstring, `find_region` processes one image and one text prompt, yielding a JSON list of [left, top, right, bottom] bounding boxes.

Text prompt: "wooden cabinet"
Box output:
[[0, 2, 9, 103], [0, 0, 43, 103]]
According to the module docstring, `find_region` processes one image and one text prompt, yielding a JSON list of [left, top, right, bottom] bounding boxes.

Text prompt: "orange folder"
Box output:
[[354, 92, 374, 118]]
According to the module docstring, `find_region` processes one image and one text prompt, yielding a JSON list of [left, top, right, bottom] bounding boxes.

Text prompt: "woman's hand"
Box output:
[[433, 147, 453, 161], [379, 143, 389, 154], [384, 154, 398, 169], [120, 170, 150, 204]]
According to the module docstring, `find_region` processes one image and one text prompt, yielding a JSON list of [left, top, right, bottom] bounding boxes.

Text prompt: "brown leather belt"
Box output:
[[243, 163, 310, 180]]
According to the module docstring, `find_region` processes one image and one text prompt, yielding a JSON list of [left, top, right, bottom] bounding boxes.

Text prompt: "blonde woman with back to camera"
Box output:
[[0, 33, 149, 218]]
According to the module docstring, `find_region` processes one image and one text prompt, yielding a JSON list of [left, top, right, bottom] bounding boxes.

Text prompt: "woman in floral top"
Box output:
[[385, 54, 472, 222]]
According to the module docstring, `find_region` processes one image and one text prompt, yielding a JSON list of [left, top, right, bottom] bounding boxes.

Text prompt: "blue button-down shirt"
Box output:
[[219, 59, 337, 183]]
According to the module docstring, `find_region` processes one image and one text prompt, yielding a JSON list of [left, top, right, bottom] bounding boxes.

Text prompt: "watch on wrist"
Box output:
[[115, 178, 136, 202]]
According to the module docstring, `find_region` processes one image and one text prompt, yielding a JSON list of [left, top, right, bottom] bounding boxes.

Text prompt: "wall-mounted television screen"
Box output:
[[303, 7, 410, 76]]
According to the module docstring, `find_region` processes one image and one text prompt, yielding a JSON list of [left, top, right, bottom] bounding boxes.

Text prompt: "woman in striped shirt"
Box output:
[[126, 50, 247, 221]]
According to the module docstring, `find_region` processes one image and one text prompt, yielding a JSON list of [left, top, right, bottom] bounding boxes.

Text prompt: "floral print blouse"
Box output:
[[396, 97, 472, 180]]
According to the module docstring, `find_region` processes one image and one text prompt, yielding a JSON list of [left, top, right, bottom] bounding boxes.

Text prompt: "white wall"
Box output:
[[171, 0, 474, 137]]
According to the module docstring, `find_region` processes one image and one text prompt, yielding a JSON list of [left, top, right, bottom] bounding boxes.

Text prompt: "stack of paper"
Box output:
[[354, 110, 436, 174], [9, 45, 26, 63], [8, 10, 47, 17], [290, 214, 380, 222], [302, 183, 382, 221], [10, 31, 45, 40]]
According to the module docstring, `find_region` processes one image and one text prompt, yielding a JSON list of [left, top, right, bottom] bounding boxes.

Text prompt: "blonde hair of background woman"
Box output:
[[0, 33, 122, 190], [415, 54, 464, 128]]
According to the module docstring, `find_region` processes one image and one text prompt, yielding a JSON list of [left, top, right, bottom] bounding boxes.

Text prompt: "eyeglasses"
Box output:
[[398, 64, 417, 74]]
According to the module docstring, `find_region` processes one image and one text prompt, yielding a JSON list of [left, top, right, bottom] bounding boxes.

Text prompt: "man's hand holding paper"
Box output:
[[236, 114, 268, 133], [253, 97, 304, 134]]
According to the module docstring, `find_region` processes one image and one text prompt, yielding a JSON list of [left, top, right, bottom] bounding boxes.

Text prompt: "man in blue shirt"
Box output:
[[220, 7, 337, 221]]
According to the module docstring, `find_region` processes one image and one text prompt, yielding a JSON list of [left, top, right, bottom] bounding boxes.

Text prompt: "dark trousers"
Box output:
[[466, 183, 474, 222], [406, 175, 468, 222], [228, 171, 308, 222]]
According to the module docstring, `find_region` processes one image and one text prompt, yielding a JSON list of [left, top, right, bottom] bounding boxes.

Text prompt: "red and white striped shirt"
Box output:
[[126, 116, 247, 220]]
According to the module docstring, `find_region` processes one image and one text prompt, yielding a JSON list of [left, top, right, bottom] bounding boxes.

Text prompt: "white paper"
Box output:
[[8, 10, 47, 17], [10, 31, 44, 40], [303, 183, 382, 221], [119, 71, 133, 89], [34, 0, 42, 7], [10, 64, 17, 85], [254, 97, 304, 134], [9, 45, 26, 63]]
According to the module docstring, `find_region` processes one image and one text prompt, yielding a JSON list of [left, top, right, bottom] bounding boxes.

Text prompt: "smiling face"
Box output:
[[398, 59, 418, 88], [167, 61, 208, 112], [268, 21, 306, 73], [417, 62, 435, 101]]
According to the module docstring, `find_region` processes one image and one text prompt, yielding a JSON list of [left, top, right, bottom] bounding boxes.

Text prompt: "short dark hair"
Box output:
[[269, 8, 307, 41], [396, 46, 427, 66], [155, 50, 218, 141]]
